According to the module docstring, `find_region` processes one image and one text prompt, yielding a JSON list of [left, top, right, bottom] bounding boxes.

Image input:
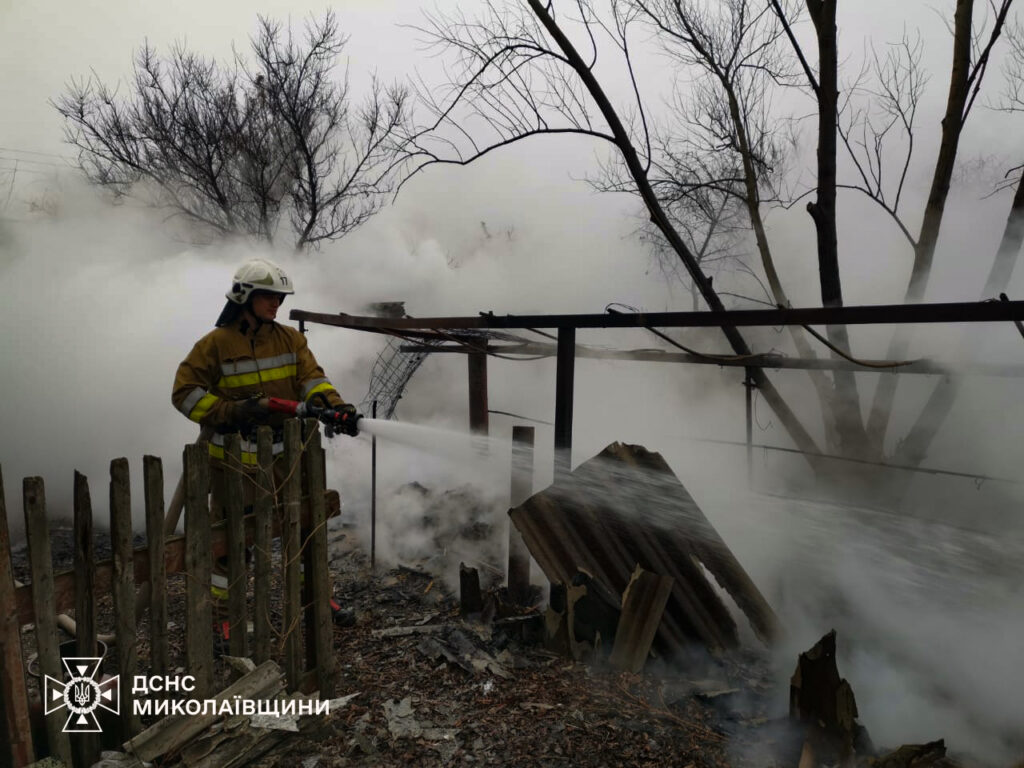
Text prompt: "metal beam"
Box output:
[[554, 328, 575, 478], [468, 352, 489, 435], [396, 342, 1024, 378], [292, 299, 1024, 331]]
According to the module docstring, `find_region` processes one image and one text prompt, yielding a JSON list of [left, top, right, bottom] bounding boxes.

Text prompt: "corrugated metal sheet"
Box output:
[[509, 442, 778, 656]]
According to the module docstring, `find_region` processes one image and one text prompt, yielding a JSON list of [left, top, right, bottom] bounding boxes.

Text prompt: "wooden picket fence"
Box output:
[[0, 419, 337, 768]]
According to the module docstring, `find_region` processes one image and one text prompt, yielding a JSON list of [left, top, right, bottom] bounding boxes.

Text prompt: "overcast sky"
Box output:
[[1, 1, 1017, 158]]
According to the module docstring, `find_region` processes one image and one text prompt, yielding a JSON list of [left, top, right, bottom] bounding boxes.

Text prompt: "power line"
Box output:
[[692, 437, 1018, 485], [0, 155, 70, 169], [0, 165, 54, 177], [0, 145, 74, 160]]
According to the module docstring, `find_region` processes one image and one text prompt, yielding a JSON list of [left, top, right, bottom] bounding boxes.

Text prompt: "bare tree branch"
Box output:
[[54, 12, 409, 249]]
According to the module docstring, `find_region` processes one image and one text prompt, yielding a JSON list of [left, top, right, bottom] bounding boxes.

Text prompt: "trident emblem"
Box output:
[[43, 657, 119, 733]]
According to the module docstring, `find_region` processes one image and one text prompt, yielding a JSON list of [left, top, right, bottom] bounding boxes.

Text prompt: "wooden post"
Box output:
[[23, 477, 72, 767], [468, 352, 489, 435], [554, 328, 575, 478], [110, 458, 141, 737], [303, 421, 334, 696], [184, 444, 213, 699], [252, 427, 274, 665], [74, 470, 101, 768], [507, 426, 534, 604], [282, 419, 303, 692], [142, 457, 167, 678], [223, 435, 248, 659], [0, 468, 35, 768], [459, 563, 483, 616]]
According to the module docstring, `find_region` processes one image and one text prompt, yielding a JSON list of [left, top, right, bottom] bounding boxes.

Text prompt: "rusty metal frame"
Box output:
[[292, 299, 1024, 332], [292, 300, 1024, 478]]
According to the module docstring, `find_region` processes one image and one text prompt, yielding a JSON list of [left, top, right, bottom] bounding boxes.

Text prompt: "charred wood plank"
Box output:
[[507, 426, 534, 605], [123, 659, 284, 762], [302, 421, 334, 697], [111, 457, 142, 736], [610, 565, 673, 673], [253, 427, 274, 664], [23, 476, 72, 767], [0, 467, 34, 767], [142, 457, 167, 678], [459, 563, 483, 616], [566, 569, 620, 659], [223, 435, 248, 660], [74, 469, 101, 768], [281, 420, 303, 692], [184, 443, 213, 699], [790, 630, 864, 764]]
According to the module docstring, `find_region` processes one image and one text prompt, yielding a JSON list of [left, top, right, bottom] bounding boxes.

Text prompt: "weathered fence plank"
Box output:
[[282, 420, 303, 692], [14, 491, 341, 626], [0, 467, 35, 768], [110, 458, 142, 737], [23, 476, 72, 767], [74, 471, 97, 657], [303, 421, 334, 696], [184, 444, 213, 699], [300, 424, 315, 676], [253, 427, 274, 664], [74, 469, 101, 768], [143, 456, 167, 678], [223, 434, 248, 659]]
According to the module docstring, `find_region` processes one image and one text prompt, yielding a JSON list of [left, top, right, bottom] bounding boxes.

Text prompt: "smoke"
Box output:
[[3, 166, 1022, 764]]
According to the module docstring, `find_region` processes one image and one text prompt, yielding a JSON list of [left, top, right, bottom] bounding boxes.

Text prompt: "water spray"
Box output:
[[356, 417, 510, 459]]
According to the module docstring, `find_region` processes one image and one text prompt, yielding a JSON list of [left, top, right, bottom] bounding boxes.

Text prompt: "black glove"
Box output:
[[229, 397, 267, 428], [322, 403, 362, 438]]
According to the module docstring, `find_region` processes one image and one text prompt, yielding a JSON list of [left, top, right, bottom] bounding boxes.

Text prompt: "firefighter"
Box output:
[[172, 257, 357, 633]]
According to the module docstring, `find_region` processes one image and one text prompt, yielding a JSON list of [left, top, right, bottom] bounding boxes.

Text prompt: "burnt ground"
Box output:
[[12, 521, 797, 768], [248, 529, 794, 768], [16, 514, 1010, 768]]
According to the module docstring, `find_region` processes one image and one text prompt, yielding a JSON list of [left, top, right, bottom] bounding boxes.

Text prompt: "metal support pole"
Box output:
[[371, 400, 377, 571], [508, 425, 534, 604], [468, 351, 489, 435], [554, 327, 575, 479], [745, 367, 755, 488]]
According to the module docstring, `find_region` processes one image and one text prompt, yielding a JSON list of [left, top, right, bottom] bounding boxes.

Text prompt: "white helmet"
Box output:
[[226, 258, 295, 304]]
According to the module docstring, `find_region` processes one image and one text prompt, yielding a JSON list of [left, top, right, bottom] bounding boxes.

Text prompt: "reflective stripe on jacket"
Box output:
[[172, 315, 345, 462], [208, 432, 287, 465]]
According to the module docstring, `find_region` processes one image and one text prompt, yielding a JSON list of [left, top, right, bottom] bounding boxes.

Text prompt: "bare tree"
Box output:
[[403, 0, 825, 462], [853, 0, 1016, 454], [403, 0, 1022, 484], [636, 152, 750, 311], [625, 0, 869, 455], [55, 12, 409, 250], [883, 17, 1024, 470]]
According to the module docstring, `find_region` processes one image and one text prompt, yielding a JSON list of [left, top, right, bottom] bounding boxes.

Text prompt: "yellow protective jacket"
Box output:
[[172, 314, 346, 464]]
